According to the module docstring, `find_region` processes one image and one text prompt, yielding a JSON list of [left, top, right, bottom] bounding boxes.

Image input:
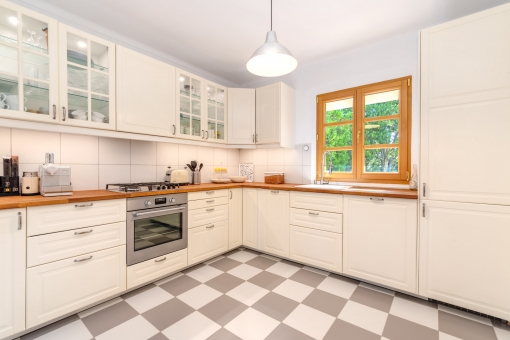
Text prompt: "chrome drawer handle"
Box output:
[[271, 190, 279, 194], [206, 200, 215, 203], [75, 203, 93, 208], [370, 198, 384, 202], [74, 256, 93, 263], [155, 257, 167, 263], [206, 191, 214, 194], [308, 212, 319, 216], [75, 229, 93, 235], [133, 206, 185, 217], [206, 224, 215, 229], [206, 208, 215, 212], [18, 212, 22, 230]]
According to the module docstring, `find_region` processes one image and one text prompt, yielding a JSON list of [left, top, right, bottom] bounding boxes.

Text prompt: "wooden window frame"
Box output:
[[316, 77, 412, 184]]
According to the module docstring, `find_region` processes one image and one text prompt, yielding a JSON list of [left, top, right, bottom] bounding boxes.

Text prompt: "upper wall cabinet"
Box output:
[[228, 88, 255, 144], [204, 80, 227, 143], [116, 46, 175, 136], [58, 23, 116, 130], [0, 0, 59, 123]]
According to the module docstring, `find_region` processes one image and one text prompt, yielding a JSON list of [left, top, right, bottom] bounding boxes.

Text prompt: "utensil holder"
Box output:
[[192, 171, 201, 185]]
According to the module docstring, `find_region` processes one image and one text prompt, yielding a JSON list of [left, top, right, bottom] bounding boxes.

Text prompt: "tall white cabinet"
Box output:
[[258, 189, 289, 258], [0, 209, 26, 338]]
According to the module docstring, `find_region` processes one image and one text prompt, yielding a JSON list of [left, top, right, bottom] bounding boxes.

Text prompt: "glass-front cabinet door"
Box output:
[[58, 23, 115, 129], [0, 1, 59, 123], [205, 81, 227, 143], [176, 69, 204, 140]]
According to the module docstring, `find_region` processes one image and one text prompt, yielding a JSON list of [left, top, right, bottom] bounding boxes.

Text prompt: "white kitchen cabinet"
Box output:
[[420, 200, 510, 321], [0, 0, 59, 124], [343, 195, 418, 293], [188, 220, 228, 265], [227, 88, 256, 144], [258, 189, 289, 258], [188, 204, 228, 229], [58, 23, 116, 129], [229, 188, 243, 249], [242, 188, 258, 249], [204, 79, 227, 143], [290, 191, 343, 213], [189, 196, 228, 210], [420, 2, 510, 205], [26, 245, 126, 328], [188, 189, 228, 201], [289, 208, 342, 234], [0, 208, 25, 338], [116, 45, 175, 136]]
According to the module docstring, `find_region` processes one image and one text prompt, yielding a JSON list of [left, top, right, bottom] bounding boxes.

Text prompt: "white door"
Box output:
[[228, 88, 255, 144], [204, 80, 227, 143], [188, 220, 228, 265], [258, 189, 289, 258], [58, 23, 116, 129], [242, 188, 258, 249], [420, 3, 510, 205], [116, 46, 175, 136], [0, 208, 25, 338], [229, 188, 243, 249], [256, 83, 280, 144], [0, 0, 59, 123], [176, 69, 204, 140], [343, 195, 418, 293], [420, 200, 510, 321]]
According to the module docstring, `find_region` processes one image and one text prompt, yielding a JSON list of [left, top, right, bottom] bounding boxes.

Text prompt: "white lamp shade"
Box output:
[[247, 31, 298, 77]]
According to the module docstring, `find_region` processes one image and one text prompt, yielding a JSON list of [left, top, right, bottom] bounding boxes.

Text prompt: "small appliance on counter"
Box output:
[[21, 172, 40, 196], [1, 156, 20, 196], [39, 152, 73, 197]]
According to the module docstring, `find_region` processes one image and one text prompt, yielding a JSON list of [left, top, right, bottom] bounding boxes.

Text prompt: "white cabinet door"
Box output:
[[188, 204, 228, 229], [256, 83, 280, 144], [228, 88, 255, 144], [258, 189, 289, 258], [58, 23, 116, 130], [0, 1, 59, 124], [188, 220, 228, 265], [420, 3, 510, 205], [175, 69, 204, 141], [420, 200, 510, 321], [290, 191, 343, 213], [204, 80, 227, 143], [289, 208, 342, 234], [0, 208, 25, 338], [116, 46, 175, 136], [229, 188, 243, 249], [242, 188, 258, 249], [343, 196, 417, 293]]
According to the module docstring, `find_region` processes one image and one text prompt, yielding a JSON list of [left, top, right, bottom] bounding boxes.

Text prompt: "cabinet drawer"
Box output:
[[289, 208, 342, 233], [188, 204, 228, 229], [188, 196, 228, 210], [290, 192, 343, 213], [27, 222, 126, 267], [27, 199, 126, 236], [188, 220, 228, 265], [290, 225, 342, 273], [127, 249, 187, 289], [188, 189, 228, 201], [26, 245, 126, 328]]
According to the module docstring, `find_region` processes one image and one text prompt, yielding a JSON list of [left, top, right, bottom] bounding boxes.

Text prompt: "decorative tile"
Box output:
[[382, 315, 440, 340], [265, 323, 314, 340], [81, 301, 139, 337], [159, 275, 200, 296], [162, 311, 220, 340], [266, 261, 301, 278], [248, 271, 287, 291], [95, 315, 158, 340], [289, 269, 327, 287], [205, 273, 244, 293], [390, 296, 439, 330], [251, 292, 299, 322], [226, 282, 270, 306], [350, 286, 394, 313], [185, 265, 223, 283], [198, 295, 248, 326], [438, 311, 498, 340], [283, 304, 336, 339], [272, 279, 314, 302], [302, 289, 348, 317], [317, 276, 358, 299], [177, 284, 222, 310], [338, 301, 389, 335], [225, 308, 280, 340], [124, 287, 173, 313], [227, 251, 259, 263], [142, 298, 194, 331], [323, 319, 380, 340], [227, 263, 263, 280]]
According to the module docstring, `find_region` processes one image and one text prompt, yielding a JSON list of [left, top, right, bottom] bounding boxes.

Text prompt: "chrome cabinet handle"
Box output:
[[423, 183, 426, 197], [206, 224, 215, 229], [370, 198, 384, 202], [173, 125, 176, 135], [206, 208, 215, 212], [18, 212, 22, 230], [75, 229, 93, 235], [206, 191, 214, 194], [252, 134, 255, 143], [155, 257, 167, 263], [206, 200, 215, 203], [230, 190, 233, 199], [202, 130, 205, 139], [271, 190, 279, 194], [75, 203, 93, 208], [74, 256, 93, 263], [308, 212, 319, 216], [62, 107, 66, 121], [255, 134, 258, 143], [422, 203, 426, 217], [53, 104, 56, 120], [133, 206, 185, 217]]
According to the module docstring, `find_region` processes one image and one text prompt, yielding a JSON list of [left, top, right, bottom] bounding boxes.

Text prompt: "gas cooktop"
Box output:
[[106, 182, 187, 193]]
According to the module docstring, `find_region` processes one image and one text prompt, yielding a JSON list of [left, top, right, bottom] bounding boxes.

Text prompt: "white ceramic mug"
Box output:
[[0, 93, 6, 101], [5, 95, 27, 111]]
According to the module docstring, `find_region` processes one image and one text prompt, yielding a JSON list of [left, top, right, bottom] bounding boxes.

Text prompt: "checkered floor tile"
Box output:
[[21, 248, 510, 340]]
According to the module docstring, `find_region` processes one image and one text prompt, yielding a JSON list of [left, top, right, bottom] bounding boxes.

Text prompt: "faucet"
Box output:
[[320, 151, 333, 184]]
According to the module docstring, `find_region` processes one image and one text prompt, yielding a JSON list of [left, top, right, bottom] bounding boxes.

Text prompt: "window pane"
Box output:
[[24, 79, 49, 114], [91, 70, 109, 94], [364, 119, 399, 145], [67, 64, 87, 90], [364, 148, 398, 173], [325, 124, 352, 147], [0, 6, 18, 46], [0, 44, 18, 74], [67, 33, 88, 67], [191, 116, 201, 136], [208, 104, 215, 119], [324, 150, 352, 172], [208, 121, 216, 139], [68, 89, 88, 120], [22, 15, 48, 54], [0, 74, 18, 111], [179, 74, 190, 95], [91, 41, 108, 72], [364, 90, 399, 118], [325, 98, 353, 123], [217, 123, 224, 140], [179, 96, 190, 113], [23, 51, 49, 81], [92, 94, 109, 124], [180, 113, 190, 135]]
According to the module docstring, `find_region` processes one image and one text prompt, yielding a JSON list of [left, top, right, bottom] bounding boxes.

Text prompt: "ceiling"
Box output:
[[20, 0, 510, 86]]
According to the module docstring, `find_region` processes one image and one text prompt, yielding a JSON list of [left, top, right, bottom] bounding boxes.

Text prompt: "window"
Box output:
[[316, 77, 411, 183]]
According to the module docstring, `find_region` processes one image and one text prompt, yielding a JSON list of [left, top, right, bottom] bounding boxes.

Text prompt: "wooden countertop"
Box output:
[[0, 182, 417, 210]]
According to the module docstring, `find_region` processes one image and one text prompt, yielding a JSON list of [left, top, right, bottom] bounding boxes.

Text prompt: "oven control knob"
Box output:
[[144, 200, 152, 207], [169, 198, 176, 203]]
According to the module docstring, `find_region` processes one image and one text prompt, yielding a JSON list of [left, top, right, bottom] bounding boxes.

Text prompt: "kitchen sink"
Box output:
[[295, 184, 352, 190]]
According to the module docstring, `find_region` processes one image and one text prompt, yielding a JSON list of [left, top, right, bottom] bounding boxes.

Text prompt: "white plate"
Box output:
[[211, 179, 232, 183]]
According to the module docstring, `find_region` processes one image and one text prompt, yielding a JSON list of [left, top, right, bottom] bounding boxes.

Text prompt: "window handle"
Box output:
[[357, 130, 361, 143]]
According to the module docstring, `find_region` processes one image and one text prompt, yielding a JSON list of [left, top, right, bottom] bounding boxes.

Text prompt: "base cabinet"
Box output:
[[258, 190, 289, 258], [188, 220, 228, 265], [229, 189, 243, 249], [242, 188, 258, 249]]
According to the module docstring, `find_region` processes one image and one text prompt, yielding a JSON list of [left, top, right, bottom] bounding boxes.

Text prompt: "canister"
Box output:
[[21, 171, 39, 196]]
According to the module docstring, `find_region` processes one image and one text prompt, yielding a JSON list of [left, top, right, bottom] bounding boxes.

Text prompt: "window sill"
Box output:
[[310, 180, 410, 190]]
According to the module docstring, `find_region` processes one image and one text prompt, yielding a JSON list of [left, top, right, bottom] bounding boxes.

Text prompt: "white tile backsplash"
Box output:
[[99, 137, 130, 165], [131, 165, 157, 183], [99, 165, 130, 189], [61, 134, 98, 164], [249, 145, 309, 184], [12, 129, 60, 164], [239, 149, 253, 164], [253, 149, 267, 165], [156, 142, 179, 166], [227, 149, 240, 166], [131, 141, 157, 165], [284, 147, 303, 166], [178, 144, 197, 166], [197, 146, 214, 166], [302, 166, 312, 184], [63, 164, 99, 190], [213, 148, 228, 166], [267, 148, 285, 166], [284, 165, 303, 184]]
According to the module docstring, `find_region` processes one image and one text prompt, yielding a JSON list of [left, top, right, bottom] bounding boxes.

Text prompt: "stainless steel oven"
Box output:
[[126, 193, 188, 266]]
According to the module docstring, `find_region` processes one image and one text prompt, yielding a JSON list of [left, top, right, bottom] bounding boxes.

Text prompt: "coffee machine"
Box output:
[[39, 153, 73, 197], [1, 156, 20, 196]]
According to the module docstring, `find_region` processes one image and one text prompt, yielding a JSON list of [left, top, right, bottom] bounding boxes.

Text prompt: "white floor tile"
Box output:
[[177, 284, 222, 309], [283, 304, 336, 339], [124, 286, 173, 313], [162, 311, 221, 340], [204, 256, 225, 265], [96, 315, 158, 340], [495, 327, 510, 340], [78, 297, 123, 318], [359, 282, 395, 296], [226, 282, 269, 306], [273, 279, 314, 302], [185, 265, 223, 283], [439, 332, 463, 340], [227, 251, 258, 263], [438, 305, 493, 326], [227, 263, 263, 280], [265, 262, 301, 278], [317, 276, 358, 299], [338, 301, 388, 335], [36, 320, 92, 340], [225, 308, 279, 340], [260, 254, 281, 262], [389, 296, 438, 330], [155, 272, 183, 286]]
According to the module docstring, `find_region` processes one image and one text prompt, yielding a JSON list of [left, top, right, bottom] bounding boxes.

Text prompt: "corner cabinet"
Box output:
[[228, 88, 256, 144], [258, 189, 289, 258], [229, 188, 243, 249], [242, 188, 258, 249], [116, 46, 175, 136]]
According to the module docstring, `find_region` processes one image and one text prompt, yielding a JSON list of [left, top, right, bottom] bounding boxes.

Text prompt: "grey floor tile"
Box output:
[[206, 328, 242, 340], [243, 248, 262, 255], [222, 249, 242, 257], [323, 319, 380, 340], [199, 295, 249, 326], [147, 332, 169, 340], [438, 311, 498, 340], [265, 323, 315, 340], [21, 315, 80, 340], [181, 263, 206, 274], [281, 259, 304, 268], [159, 275, 201, 296], [302, 289, 348, 317], [209, 258, 243, 272], [251, 292, 299, 321], [350, 286, 394, 313], [81, 301, 139, 337], [205, 273, 244, 293], [395, 292, 438, 308], [120, 283, 157, 300], [329, 272, 360, 285], [289, 269, 327, 288], [248, 271, 287, 290], [245, 256, 278, 270], [142, 298, 194, 331], [383, 315, 439, 340]]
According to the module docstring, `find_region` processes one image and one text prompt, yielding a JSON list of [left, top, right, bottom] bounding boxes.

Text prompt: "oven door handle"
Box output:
[[132, 206, 185, 218]]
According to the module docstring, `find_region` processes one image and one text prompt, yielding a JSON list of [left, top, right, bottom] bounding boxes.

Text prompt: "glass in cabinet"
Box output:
[[205, 82, 226, 142], [177, 70, 203, 139]]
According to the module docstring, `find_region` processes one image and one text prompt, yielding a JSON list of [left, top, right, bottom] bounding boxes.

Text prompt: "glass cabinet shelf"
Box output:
[[0, 35, 17, 45]]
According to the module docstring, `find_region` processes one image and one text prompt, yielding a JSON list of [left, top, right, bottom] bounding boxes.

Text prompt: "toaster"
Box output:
[[169, 169, 189, 184]]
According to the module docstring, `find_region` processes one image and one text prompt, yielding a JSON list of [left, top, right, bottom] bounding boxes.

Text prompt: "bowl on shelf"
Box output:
[[70, 110, 87, 120], [229, 176, 247, 183], [92, 111, 105, 122]]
